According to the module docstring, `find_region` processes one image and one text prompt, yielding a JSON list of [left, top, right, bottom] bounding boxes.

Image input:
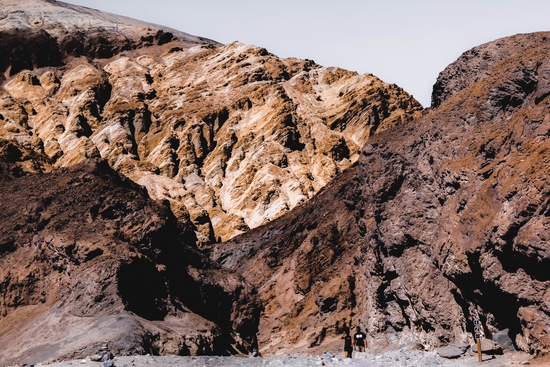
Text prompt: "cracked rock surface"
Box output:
[[211, 31, 550, 356], [5, 0, 550, 365], [0, 0, 422, 245]]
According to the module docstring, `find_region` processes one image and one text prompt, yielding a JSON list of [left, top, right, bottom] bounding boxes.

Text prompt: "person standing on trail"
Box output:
[[342, 330, 353, 358], [353, 326, 367, 352]]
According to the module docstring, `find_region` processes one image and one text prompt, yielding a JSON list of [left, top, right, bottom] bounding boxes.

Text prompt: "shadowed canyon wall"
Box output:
[[211, 31, 550, 356]]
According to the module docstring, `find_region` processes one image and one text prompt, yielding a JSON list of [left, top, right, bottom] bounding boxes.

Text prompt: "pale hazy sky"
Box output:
[[63, 0, 550, 107]]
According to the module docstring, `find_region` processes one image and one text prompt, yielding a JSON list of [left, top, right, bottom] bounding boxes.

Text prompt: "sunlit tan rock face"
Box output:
[[0, 3, 423, 243]]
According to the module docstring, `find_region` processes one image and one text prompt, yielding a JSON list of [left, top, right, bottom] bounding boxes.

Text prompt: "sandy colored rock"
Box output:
[[0, 1, 423, 245]]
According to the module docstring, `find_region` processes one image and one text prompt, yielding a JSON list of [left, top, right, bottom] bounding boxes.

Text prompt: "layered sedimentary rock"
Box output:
[[0, 148, 261, 366], [211, 32, 550, 356], [0, 0, 423, 244]]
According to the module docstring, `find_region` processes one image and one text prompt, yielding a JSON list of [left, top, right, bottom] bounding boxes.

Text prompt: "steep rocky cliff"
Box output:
[[0, 148, 261, 366], [7, 0, 550, 363], [431, 32, 550, 108], [211, 31, 550, 356], [0, 0, 423, 244]]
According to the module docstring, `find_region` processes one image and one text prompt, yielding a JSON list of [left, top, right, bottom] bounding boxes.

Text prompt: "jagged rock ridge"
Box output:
[[0, 0, 217, 80], [211, 31, 550, 356], [0, 0, 423, 245]]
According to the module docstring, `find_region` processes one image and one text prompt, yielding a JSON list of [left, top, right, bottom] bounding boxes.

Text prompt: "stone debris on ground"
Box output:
[[436, 344, 470, 359], [29, 348, 538, 367]]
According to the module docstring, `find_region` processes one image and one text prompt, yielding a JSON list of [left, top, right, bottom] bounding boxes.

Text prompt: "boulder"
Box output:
[[90, 354, 103, 362], [493, 329, 517, 352], [471, 339, 503, 354], [436, 344, 469, 359]]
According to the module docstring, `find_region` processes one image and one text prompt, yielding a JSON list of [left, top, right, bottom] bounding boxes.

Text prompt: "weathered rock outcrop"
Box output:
[[0, 1, 423, 363], [0, 0, 216, 80], [0, 148, 261, 366], [0, 0, 423, 245], [211, 32, 550, 356], [431, 32, 550, 108], [9, 0, 550, 363]]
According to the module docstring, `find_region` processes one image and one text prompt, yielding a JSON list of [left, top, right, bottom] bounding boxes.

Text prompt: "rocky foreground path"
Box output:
[[32, 348, 544, 367]]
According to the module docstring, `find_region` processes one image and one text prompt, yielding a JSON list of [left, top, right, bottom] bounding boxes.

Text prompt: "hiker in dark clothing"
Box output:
[[342, 331, 353, 358], [353, 326, 367, 352]]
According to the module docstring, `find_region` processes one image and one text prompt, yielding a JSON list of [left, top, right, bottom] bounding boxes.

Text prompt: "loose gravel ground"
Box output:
[[35, 348, 539, 367]]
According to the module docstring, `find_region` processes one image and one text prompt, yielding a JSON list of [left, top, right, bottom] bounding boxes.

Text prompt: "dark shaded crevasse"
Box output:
[[448, 252, 522, 346], [493, 202, 550, 282], [0, 30, 64, 76], [0, 239, 16, 257], [59, 32, 134, 59], [117, 257, 168, 320]]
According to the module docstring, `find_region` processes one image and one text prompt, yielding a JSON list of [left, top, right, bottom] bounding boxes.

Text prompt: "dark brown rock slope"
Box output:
[[0, 144, 261, 366], [211, 31, 550, 356], [431, 32, 550, 108]]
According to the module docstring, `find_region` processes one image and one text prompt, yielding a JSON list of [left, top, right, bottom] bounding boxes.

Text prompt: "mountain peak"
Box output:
[[0, 0, 218, 48]]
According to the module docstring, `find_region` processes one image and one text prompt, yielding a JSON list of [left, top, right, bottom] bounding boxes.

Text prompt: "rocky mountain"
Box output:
[[5, 0, 550, 364], [0, 0, 423, 364], [0, 148, 261, 366], [0, 0, 217, 81], [0, 0, 422, 246], [211, 31, 550, 356]]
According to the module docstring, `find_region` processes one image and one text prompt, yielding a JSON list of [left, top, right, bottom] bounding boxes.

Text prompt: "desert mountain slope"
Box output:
[[0, 149, 261, 366], [0, 0, 213, 44], [0, 0, 423, 244], [431, 32, 550, 108], [211, 31, 550, 356], [0, 1, 424, 364], [0, 0, 217, 79]]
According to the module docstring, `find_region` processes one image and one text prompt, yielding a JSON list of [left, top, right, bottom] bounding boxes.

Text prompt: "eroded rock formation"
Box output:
[[0, 0, 423, 364], [0, 0, 423, 245], [211, 32, 550, 356], [0, 149, 260, 366], [6, 0, 550, 363]]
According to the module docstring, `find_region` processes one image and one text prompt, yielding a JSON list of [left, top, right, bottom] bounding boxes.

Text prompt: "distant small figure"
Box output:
[[100, 345, 115, 367], [353, 326, 367, 352], [342, 331, 353, 358], [251, 348, 262, 357]]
